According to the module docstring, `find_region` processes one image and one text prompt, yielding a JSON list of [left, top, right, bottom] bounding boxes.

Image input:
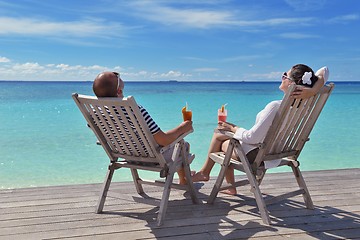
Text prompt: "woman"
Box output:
[[192, 64, 329, 195]]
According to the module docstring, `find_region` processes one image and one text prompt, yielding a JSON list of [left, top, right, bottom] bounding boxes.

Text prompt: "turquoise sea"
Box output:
[[0, 81, 359, 189]]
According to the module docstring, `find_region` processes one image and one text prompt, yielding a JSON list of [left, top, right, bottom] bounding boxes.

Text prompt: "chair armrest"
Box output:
[[159, 129, 193, 153], [216, 130, 263, 149]]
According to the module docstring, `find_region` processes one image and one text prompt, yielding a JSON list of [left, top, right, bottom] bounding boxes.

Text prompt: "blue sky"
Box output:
[[0, 0, 359, 81]]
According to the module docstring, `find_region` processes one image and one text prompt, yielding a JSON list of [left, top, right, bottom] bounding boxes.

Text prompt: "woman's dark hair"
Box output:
[[289, 64, 318, 87]]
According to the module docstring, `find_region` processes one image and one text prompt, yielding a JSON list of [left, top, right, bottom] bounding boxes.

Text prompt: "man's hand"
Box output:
[[179, 120, 193, 133]]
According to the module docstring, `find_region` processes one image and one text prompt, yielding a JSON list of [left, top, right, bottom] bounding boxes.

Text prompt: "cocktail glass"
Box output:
[[218, 109, 227, 122], [183, 109, 192, 121]]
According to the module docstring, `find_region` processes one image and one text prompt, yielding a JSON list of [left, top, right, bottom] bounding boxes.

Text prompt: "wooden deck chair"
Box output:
[[72, 94, 199, 226], [207, 83, 335, 225]]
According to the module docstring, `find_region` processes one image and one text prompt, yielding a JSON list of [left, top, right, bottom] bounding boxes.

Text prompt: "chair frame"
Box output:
[[72, 94, 199, 226], [207, 83, 335, 225]]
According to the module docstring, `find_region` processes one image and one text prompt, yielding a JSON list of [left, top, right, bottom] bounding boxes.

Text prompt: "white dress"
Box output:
[[233, 100, 282, 155]]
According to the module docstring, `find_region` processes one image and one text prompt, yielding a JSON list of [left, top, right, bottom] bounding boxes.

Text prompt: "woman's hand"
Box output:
[[291, 86, 317, 99], [217, 121, 238, 133], [292, 74, 325, 99]]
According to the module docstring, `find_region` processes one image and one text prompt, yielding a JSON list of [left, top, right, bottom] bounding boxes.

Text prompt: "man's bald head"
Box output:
[[93, 72, 122, 97]]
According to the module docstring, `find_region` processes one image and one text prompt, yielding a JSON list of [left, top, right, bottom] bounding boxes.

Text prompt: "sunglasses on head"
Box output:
[[113, 72, 121, 89]]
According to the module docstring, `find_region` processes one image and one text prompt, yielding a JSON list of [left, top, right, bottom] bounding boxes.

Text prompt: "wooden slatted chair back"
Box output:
[[254, 83, 335, 166], [73, 94, 166, 166]]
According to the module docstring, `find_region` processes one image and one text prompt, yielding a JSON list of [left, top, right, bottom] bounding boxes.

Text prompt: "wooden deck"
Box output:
[[1, 168, 360, 239]]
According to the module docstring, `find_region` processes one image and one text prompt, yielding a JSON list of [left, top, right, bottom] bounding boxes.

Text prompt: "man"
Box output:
[[93, 71, 193, 184]]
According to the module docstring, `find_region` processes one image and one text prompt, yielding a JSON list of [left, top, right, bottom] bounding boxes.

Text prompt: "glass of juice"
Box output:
[[218, 105, 227, 122], [182, 105, 192, 121]]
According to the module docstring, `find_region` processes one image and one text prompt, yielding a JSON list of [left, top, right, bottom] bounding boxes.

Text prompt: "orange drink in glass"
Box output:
[[182, 104, 192, 121]]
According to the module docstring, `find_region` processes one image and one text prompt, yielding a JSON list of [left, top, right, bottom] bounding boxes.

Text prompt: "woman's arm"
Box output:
[[292, 76, 324, 99], [217, 101, 280, 145], [233, 101, 280, 144], [291, 66, 329, 99]]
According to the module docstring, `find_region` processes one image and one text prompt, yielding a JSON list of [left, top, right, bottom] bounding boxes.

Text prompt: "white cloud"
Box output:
[[12, 62, 44, 72], [234, 18, 314, 27], [122, 70, 148, 78], [129, 2, 314, 29], [248, 71, 282, 80], [0, 60, 194, 81], [0, 17, 125, 37], [130, 1, 233, 28], [193, 68, 218, 72], [222, 55, 262, 62], [0, 56, 11, 62], [160, 70, 183, 78], [183, 56, 209, 62], [328, 14, 359, 24], [285, 0, 326, 11], [0, 61, 110, 80], [279, 32, 320, 39]]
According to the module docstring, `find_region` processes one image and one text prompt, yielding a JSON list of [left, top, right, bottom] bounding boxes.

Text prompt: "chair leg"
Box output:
[[247, 172, 271, 225], [291, 164, 314, 209], [157, 163, 176, 226], [207, 163, 228, 204], [208, 141, 235, 204], [130, 168, 144, 194], [255, 167, 266, 184], [181, 146, 199, 204], [234, 144, 271, 225], [96, 163, 116, 213]]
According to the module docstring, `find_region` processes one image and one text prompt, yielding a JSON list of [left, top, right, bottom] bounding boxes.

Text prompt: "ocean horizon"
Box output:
[[1, 81, 359, 189], [1, 80, 360, 83]]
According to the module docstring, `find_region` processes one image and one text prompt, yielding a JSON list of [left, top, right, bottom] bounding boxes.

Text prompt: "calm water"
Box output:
[[0, 81, 359, 189]]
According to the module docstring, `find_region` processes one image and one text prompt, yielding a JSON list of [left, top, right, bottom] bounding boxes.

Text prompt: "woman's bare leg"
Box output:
[[220, 166, 237, 195], [192, 131, 230, 182]]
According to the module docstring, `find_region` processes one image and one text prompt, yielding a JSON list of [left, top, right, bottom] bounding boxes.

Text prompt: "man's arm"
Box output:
[[153, 121, 193, 147]]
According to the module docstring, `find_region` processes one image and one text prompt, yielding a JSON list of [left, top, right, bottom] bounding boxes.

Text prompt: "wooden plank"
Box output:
[[0, 169, 359, 240], [0, 168, 357, 199], [1, 208, 358, 240]]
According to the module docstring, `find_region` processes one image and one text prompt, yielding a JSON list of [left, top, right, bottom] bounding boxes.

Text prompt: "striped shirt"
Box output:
[[138, 105, 161, 135]]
